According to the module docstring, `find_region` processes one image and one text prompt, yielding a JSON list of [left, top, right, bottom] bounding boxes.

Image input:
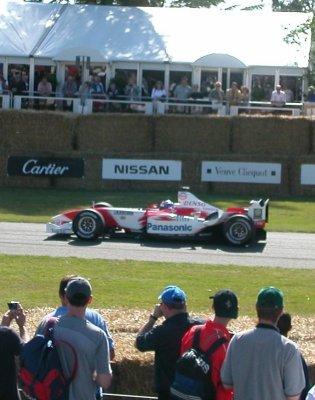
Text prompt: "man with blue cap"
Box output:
[[135, 285, 203, 400]]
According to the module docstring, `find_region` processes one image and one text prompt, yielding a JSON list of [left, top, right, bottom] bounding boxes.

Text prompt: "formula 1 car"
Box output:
[[46, 190, 269, 246]]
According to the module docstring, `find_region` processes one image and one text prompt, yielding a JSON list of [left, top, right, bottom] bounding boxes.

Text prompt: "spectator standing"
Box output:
[[225, 82, 242, 106], [151, 80, 167, 101], [174, 76, 192, 101], [240, 85, 250, 105], [36, 275, 115, 400], [151, 80, 167, 113], [92, 75, 105, 112], [62, 75, 77, 111], [189, 84, 204, 114], [0, 73, 8, 94], [305, 86, 315, 102], [36, 275, 115, 359], [37, 76, 52, 97], [181, 289, 238, 400], [37, 76, 53, 110], [39, 277, 112, 400], [0, 303, 29, 400], [124, 74, 141, 111], [221, 286, 305, 400], [270, 84, 286, 107], [135, 285, 203, 400], [106, 80, 121, 112], [174, 76, 192, 112], [251, 80, 265, 101], [78, 81, 93, 108], [10, 74, 27, 96], [277, 312, 311, 400], [209, 81, 225, 114]]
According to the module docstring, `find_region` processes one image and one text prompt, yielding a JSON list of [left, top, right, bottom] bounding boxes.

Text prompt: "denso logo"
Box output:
[[147, 223, 192, 232], [183, 201, 206, 207]]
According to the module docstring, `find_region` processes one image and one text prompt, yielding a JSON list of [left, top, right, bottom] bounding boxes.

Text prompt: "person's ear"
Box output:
[[88, 295, 93, 305]]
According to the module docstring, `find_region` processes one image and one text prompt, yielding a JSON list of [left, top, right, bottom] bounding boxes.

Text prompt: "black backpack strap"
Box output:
[[192, 325, 203, 351], [192, 325, 228, 357], [204, 336, 228, 359]]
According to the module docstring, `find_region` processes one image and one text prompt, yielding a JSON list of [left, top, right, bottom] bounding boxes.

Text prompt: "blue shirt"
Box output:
[[48, 306, 115, 351]]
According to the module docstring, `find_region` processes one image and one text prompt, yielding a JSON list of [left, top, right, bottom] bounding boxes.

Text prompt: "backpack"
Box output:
[[170, 325, 228, 400], [18, 318, 78, 400]]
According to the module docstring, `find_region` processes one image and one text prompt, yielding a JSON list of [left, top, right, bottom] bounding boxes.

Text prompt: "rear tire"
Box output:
[[73, 209, 105, 240], [223, 215, 255, 246]]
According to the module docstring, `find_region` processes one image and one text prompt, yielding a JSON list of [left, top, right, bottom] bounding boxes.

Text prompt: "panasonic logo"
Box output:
[[147, 223, 192, 232], [114, 165, 169, 175]]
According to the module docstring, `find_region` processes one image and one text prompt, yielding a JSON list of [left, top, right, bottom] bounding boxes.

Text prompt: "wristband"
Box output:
[[150, 314, 158, 321]]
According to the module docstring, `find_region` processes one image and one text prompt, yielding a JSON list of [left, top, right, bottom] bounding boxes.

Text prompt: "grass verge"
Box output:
[[1, 254, 314, 316]]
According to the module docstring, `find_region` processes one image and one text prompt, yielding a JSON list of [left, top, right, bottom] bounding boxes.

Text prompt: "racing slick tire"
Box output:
[[93, 202, 112, 208], [222, 215, 255, 246], [73, 209, 105, 240]]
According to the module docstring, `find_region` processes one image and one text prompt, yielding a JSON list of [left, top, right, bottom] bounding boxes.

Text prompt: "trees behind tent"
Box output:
[[23, 0, 225, 7]]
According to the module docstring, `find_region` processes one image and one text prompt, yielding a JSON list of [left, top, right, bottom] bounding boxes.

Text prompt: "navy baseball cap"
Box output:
[[210, 289, 238, 319], [65, 277, 92, 301]]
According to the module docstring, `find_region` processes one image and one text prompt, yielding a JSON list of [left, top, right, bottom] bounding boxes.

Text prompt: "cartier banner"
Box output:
[[7, 157, 84, 178]]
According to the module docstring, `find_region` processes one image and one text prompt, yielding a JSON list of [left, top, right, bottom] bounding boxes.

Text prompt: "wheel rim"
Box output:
[[78, 216, 96, 236], [227, 221, 250, 242]]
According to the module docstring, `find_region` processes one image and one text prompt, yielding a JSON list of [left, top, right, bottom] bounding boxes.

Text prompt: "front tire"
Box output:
[[94, 202, 112, 208], [73, 209, 105, 240], [223, 215, 255, 246]]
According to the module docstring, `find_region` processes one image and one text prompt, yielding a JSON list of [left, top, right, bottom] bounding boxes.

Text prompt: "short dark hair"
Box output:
[[58, 275, 78, 297], [67, 293, 90, 307], [257, 306, 283, 323], [277, 312, 292, 336]]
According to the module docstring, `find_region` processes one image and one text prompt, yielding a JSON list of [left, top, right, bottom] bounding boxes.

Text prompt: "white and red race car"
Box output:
[[46, 190, 269, 246]]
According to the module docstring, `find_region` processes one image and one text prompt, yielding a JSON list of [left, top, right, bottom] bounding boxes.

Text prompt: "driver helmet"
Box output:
[[160, 199, 174, 209]]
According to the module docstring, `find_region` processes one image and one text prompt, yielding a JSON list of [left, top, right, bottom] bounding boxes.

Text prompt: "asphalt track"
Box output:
[[1, 222, 315, 269]]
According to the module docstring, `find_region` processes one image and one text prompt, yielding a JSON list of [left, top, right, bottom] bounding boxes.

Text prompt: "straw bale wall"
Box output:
[[1, 110, 315, 196]]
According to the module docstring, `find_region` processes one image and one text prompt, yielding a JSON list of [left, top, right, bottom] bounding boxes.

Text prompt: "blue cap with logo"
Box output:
[[158, 285, 186, 305]]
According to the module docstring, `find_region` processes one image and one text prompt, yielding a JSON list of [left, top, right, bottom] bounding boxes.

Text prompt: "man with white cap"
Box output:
[[180, 289, 238, 400], [135, 285, 203, 400], [221, 286, 305, 400], [53, 277, 112, 400]]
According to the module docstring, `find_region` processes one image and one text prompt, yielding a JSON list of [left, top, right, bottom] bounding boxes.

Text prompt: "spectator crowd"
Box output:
[[2, 68, 314, 115], [1, 275, 313, 400]]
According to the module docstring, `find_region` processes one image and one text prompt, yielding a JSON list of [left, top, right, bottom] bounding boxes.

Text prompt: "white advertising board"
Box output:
[[201, 161, 281, 184], [301, 164, 315, 185], [102, 159, 182, 181]]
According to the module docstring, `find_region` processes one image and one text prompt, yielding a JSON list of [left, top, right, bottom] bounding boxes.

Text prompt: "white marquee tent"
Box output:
[[0, 1, 311, 66], [0, 1, 312, 93]]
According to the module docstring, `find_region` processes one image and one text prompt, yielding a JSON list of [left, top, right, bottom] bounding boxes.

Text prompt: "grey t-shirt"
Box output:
[[54, 315, 111, 400], [221, 325, 305, 400]]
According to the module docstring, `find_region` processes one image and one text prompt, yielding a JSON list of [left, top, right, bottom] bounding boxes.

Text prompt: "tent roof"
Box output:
[[0, 2, 312, 68]]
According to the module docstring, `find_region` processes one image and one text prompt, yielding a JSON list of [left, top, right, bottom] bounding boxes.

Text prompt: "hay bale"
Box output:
[[18, 308, 315, 395], [232, 115, 311, 156]]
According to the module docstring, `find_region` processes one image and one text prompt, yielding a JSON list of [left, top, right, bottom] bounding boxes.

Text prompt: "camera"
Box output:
[[7, 301, 20, 310]]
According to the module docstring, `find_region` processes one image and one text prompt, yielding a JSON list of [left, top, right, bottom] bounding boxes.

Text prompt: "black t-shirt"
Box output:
[[0, 326, 23, 400]]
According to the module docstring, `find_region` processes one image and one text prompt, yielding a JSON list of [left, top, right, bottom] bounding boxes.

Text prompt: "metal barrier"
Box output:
[[230, 102, 302, 116], [102, 394, 157, 399], [0, 93, 12, 109], [10, 94, 305, 117]]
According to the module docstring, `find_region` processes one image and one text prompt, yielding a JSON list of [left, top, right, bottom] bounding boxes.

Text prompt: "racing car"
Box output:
[[46, 190, 269, 246]]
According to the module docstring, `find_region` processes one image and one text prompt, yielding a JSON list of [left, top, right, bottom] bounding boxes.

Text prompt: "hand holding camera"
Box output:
[[1, 301, 24, 327]]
